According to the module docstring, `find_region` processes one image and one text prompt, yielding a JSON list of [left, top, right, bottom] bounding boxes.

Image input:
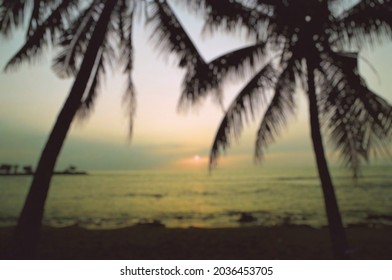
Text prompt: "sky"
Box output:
[[0, 2, 391, 171]]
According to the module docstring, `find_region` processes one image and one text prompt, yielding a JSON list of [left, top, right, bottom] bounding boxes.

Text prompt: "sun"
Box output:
[[172, 154, 208, 169]]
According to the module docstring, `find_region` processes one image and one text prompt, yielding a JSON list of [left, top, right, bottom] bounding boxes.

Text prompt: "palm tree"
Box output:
[[178, 0, 392, 258], [1, 0, 202, 258]]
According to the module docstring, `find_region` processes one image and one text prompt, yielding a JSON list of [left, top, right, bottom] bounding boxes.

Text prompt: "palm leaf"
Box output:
[[318, 51, 392, 176], [26, 0, 42, 37], [0, 0, 27, 36], [180, 42, 268, 109], [321, 52, 392, 136], [26, 0, 59, 37], [255, 61, 297, 161], [0, 0, 59, 36], [115, 1, 137, 137], [177, 0, 272, 39], [210, 63, 276, 168], [198, 0, 271, 39], [52, 0, 100, 78], [333, 0, 392, 47], [147, 0, 203, 68], [4, 0, 79, 71]]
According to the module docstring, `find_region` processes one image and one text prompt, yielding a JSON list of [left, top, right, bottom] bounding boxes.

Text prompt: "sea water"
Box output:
[[0, 166, 391, 229]]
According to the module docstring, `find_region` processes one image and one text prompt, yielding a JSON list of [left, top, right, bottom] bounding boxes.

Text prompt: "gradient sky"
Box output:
[[0, 3, 391, 171]]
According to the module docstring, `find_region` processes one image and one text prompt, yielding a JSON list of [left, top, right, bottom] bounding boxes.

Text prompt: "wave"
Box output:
[[124, 193, 165, 199]]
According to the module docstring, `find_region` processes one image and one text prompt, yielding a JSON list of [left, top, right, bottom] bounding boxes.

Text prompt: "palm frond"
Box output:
[[326, 103, 366, 178], [318, 51, 392, 176], [26, 0, 41, 37], [26, 0, 58, 38], [255, 61, 297, 161], [198, 0, 271, 39], [0, 0, 58, 37], [177, 0, 272, 39], [52, 0, 101, 78], [320, 52, 392, 137], [115, 1, 137, 137], [210, 63, 276, 168], [147, 0, 203, 68], [333, 0, 392, 47], [179, 42, 268, 110], [4, 0, 79, 71], [0, 0, 27, 36]]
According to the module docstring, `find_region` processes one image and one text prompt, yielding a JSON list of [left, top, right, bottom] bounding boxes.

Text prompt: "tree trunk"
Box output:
[[12, 0, 118, 259], [306, 59, 349, 259]]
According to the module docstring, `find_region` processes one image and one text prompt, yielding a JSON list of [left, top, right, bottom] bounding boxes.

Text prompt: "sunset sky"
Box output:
[[0, 3, 391, 171]]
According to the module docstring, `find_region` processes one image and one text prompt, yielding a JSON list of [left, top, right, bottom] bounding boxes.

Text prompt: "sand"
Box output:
[[1, 225, 391, 259]]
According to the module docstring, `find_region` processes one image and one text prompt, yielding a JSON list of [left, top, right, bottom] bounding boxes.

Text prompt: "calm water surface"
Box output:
[[0, 166, 391, 228]]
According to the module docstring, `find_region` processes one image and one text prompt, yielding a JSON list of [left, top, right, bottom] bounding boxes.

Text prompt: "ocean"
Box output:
[[0, 165, 391, 229]]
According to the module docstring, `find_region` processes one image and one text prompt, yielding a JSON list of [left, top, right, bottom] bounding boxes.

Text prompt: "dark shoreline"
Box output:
[[1, 224, 391, 259]]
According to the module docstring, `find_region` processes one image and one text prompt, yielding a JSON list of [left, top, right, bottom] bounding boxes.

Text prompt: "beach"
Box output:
[[1, 225, 391, 259]]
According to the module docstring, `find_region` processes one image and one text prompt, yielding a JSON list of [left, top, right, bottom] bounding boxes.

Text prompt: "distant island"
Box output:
[[0, 164, 87, 176]]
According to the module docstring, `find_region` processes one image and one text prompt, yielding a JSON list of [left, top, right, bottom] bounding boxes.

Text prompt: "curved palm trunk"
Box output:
[[12, 0, 117, 259], [306, 59, 348, 259]]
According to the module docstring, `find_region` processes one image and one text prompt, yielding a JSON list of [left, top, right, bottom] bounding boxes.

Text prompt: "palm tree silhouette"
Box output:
[[1, 0, 202, 258], [179, 1, 392, 258]]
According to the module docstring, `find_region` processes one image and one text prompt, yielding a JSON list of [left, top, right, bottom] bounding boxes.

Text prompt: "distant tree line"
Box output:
[[0, 164, 33, 175], [0, 164, 80, 175]]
